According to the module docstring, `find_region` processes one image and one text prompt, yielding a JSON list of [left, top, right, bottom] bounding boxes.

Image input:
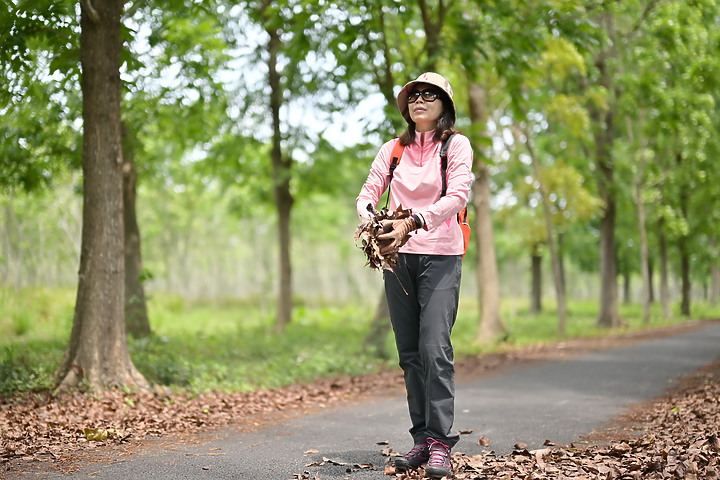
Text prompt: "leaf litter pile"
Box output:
[[296, 358, 718, 480], [381, 359, 720, 480], [2, 322, 719, 479], [1, 373, 403, 476]]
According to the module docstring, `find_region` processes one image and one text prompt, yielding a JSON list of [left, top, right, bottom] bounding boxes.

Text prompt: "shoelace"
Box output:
[[427, 438, 450, 466], [406, 442, 428, 459]]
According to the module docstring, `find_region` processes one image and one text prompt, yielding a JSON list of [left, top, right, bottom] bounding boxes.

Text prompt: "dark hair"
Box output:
[[398, 90, 458, 146]]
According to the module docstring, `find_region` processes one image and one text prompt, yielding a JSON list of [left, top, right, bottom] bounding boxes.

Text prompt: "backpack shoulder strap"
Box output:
[[388, 138, 405, 179], [439, 133, 456, 197], [385, 139, 405, 209]]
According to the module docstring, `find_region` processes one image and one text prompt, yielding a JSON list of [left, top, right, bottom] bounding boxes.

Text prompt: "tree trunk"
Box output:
[[263, 1, 294, 331], [678, 235, 691, 316], [1, 196, 15, 287], [358, 8, 401, 349], [648, 258, 655, 303], [467, 83, 507, 344], [711, 238, 720, 305], [676, 153, 691, 317], [622, 268, 631, 304], [363, 294, 391, 359], [596, 193, 620, 328], [524, 129, 567, 334], [55, 0, 148, 393], [558, 232, 566, 299], [635, 173, 651, 325], [658, 218, 671, 318], [416, 0, 446, 72], [122, 123, 151, 338], [530, 244, 542, 314], [590, 28, 621, 328]]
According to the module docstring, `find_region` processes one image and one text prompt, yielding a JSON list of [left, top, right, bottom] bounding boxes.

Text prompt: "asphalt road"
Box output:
[[13, 322, 720, 480]]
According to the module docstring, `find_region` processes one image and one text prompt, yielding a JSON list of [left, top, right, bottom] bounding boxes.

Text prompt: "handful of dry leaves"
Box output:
[[354, 203, 412, 271]]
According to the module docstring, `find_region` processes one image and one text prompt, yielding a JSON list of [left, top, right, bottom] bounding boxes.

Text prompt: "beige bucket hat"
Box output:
[[396, 72, 455, 124]]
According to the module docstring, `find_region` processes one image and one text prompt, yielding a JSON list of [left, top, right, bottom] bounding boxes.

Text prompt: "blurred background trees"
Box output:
[[1, 0, 719, 392]]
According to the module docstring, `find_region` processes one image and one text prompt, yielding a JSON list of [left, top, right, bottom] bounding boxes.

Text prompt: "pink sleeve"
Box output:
[[355, 140, 396, 218]]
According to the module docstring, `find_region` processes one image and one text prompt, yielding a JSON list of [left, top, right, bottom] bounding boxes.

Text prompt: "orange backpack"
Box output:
[[386, 134, 471, 258]]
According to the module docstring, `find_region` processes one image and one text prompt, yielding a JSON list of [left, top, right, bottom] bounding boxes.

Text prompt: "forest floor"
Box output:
[[1, 319, 719, 479]]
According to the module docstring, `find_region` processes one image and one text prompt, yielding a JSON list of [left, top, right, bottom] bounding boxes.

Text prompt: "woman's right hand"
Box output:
[[377, 217, 416, 254]]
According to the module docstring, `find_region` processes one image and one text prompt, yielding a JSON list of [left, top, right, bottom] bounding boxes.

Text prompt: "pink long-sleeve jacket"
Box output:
[[356, 130, 473, 256]]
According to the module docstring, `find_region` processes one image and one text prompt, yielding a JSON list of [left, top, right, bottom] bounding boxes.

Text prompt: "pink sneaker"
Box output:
[[425, 438, 452, 478]]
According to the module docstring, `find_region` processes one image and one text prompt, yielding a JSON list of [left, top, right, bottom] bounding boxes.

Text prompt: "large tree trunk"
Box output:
[[530, 244, 542, 314], [467, 83, 507, 344], [263, 1, 294, 331], [122, 124, 151, 338], [358, 9, 400, 350], [55, 0, 148, 393], [590, 24, 621, 328]]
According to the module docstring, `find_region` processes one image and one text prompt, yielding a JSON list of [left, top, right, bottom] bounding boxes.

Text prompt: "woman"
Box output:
[[355, 72, 473, 478]]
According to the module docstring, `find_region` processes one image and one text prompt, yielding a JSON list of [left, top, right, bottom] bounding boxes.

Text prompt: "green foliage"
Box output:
[[0, 342, 61, 395], [3, 286, 718, 396], [140, 300, 384, 393], [0, 288, 72, 394], [0, 286, 75, 341], [0, 0, 80, 193], [0, 0, 78, 100]]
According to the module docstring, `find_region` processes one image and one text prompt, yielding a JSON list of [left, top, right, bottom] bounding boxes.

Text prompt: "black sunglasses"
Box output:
[[407, 90, 440, 103]]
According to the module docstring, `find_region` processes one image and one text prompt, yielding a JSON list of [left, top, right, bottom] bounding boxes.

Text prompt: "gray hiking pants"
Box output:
[[384, 253, 462, 448]]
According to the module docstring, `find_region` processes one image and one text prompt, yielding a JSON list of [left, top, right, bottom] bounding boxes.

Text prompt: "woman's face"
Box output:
[[408, 84, 444, 132]]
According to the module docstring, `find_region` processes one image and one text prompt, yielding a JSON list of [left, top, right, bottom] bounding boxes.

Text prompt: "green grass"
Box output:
[[2, 286, 719, 396]]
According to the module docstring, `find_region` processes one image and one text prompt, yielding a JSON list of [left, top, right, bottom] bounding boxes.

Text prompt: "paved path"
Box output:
[[15, 323, 720, 480]]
